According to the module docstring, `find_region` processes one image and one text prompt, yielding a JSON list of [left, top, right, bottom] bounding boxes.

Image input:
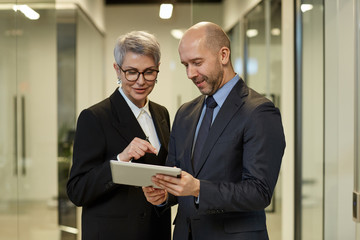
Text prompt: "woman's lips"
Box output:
[[134, 88, 147, 94]]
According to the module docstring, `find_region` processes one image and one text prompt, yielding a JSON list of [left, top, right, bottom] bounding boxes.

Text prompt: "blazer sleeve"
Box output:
[[198, 102, 286, 213], [67, 109, 116, 206]]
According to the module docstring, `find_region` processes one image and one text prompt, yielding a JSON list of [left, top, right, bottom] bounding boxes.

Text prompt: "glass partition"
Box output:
[[0, 2, 59, 240], [245, 0, 281, 107], [243, 1, 282, 239], [0, 2, 18, 239], [295, 0, 324, 239], [356, 0, 360, 237], [57, 5, 105, 239], [57, 7, 77, 240], [0, 2, 105, 240]]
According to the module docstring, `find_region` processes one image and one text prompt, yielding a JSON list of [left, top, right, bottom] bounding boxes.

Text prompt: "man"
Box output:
[[143, 22, 285, 240]]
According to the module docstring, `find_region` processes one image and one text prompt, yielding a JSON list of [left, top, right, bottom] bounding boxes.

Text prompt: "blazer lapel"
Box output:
[[149, 102, 168, 151], [109, 89, 146, 143], [194, 80, 248, 176]]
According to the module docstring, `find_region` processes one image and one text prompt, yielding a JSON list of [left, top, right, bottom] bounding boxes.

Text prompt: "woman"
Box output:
[[67, 31, 171, 240]]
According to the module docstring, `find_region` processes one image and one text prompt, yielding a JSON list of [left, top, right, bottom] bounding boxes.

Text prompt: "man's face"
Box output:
[[178, 34, 224, 96]]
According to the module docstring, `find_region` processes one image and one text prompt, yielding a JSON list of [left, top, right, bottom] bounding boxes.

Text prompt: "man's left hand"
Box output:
[[151, 171, 200, 197]]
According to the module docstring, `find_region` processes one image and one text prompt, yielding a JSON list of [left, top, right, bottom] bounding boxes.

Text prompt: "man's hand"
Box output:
[[151, 171, 200, 197], [142, 186, 168, 205], [118, 137, 157, 162]]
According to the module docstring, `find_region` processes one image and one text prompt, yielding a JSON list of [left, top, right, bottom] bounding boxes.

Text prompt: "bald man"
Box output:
[[143, 22, 285, 240]]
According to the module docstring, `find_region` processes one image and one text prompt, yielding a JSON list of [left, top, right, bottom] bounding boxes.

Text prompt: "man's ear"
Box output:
[[219, 47, 230, 65]]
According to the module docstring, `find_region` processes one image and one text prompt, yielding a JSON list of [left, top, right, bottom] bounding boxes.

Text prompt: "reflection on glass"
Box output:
[[245, 0, 282, 108], [229, 1, 282, 239], [301, 0, 324, 239], [16, 5, 59, 240], [0, 4, 18, 240], [245, 2, 266, 93], [57, 8, 77, 240]]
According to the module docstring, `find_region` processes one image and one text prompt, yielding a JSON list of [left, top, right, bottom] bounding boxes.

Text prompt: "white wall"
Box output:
[[324, 0, 357, 239], [57, 0, 105, 33], [222, 0, 261, 31]]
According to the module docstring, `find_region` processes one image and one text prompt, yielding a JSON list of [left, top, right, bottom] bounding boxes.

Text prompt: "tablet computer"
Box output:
[[110, 160, 181, 188]]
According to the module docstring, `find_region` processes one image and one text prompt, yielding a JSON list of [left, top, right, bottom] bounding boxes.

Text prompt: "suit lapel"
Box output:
[[149, 101, 168, 150], [194, 80, 248, 176], [109, 89, 146, 143]]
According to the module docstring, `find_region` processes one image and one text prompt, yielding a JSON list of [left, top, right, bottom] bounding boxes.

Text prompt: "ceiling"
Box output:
[[106, 0, 222, 4]]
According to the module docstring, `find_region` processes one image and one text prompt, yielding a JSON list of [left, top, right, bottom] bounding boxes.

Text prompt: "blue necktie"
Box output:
[[192, 96, 217, 170]]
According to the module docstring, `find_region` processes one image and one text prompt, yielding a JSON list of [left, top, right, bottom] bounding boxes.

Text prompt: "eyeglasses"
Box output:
[[119, 66, 159, 82]]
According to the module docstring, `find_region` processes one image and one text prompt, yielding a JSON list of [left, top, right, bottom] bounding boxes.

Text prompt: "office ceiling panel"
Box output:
[[106, 0, 222, 4]]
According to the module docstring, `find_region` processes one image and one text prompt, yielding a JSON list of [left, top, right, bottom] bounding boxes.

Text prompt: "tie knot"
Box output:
[[206, 96, 217, 109]]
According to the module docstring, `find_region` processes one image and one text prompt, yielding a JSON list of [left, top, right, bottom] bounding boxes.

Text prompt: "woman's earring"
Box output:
[[117, 78, 121, 85]]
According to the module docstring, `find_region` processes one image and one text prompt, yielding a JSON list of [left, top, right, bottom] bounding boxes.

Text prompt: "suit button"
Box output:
[[140, 212, 147, 218]]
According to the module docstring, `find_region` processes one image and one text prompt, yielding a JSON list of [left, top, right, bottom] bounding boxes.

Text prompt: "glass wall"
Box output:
[[356, 0, 360, 238], [242, 1, 282, 239], [57, 7, 77, 240], [0, 2, 104, 240], [0, 2, 19, 239], [295, 0, 324, 239], [0, 2, 59, 240]]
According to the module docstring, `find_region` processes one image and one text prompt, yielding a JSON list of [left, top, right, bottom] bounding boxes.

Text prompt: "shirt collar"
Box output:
[[118, 87, 152, 119], [211, 74, 240, 107]]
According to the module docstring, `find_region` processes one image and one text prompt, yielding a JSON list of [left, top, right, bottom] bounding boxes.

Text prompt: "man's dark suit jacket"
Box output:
[[166, 78, 286, 240], [67, 89, 171, 240]]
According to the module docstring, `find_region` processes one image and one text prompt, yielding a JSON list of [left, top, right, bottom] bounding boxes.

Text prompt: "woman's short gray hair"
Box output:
[[114, 31, 161, 67]]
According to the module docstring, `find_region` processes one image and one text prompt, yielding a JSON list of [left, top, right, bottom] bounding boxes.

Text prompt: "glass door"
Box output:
[[0, 2, 59, 240], [356, 0, 360, 237], [0, 2, 18, 239], [295, 0, 324, 239], [16, 3, 58, 240]]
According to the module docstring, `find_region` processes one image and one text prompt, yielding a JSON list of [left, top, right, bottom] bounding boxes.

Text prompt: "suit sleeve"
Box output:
[[199, 102, 285, 212], [67, 109, 116, 206]]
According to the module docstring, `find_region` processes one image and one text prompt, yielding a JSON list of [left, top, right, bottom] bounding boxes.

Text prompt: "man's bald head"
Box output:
[[181, 22, 231, 54]]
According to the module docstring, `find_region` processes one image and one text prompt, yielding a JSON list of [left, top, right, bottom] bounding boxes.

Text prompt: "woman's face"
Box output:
[[114, 52, 159, 108]]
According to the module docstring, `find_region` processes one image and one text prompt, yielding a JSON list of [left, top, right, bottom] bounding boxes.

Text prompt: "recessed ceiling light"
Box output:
[[159, 4, 173, 19]]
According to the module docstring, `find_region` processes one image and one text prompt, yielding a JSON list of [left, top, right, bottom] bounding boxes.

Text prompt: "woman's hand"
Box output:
[[118, 137, 157, 162], [142, 186, 168, 205]]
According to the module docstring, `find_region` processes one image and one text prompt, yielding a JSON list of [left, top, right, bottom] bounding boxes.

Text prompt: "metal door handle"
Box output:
[[14, 96, 18, 175], [21, 96, 26, 176]]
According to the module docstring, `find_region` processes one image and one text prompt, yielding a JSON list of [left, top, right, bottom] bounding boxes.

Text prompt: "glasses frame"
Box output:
[[119, 65, 159, 82]]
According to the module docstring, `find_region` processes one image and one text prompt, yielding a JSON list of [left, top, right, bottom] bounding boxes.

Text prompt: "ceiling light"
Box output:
[[271, 28, 281, 36], [13, 5, 40, 20], [171, 29, 185, 39], [246, 29, 258, 38], [159, 4, 173, 19], [301, 4, 313, 13]]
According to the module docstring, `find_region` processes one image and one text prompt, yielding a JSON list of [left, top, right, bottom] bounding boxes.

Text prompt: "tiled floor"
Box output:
[[0, 198, 291, 240], [0, 200, 59, 240]]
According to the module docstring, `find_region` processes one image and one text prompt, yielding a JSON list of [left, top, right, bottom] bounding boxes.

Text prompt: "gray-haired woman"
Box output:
[[67, 31, 171, 240]]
